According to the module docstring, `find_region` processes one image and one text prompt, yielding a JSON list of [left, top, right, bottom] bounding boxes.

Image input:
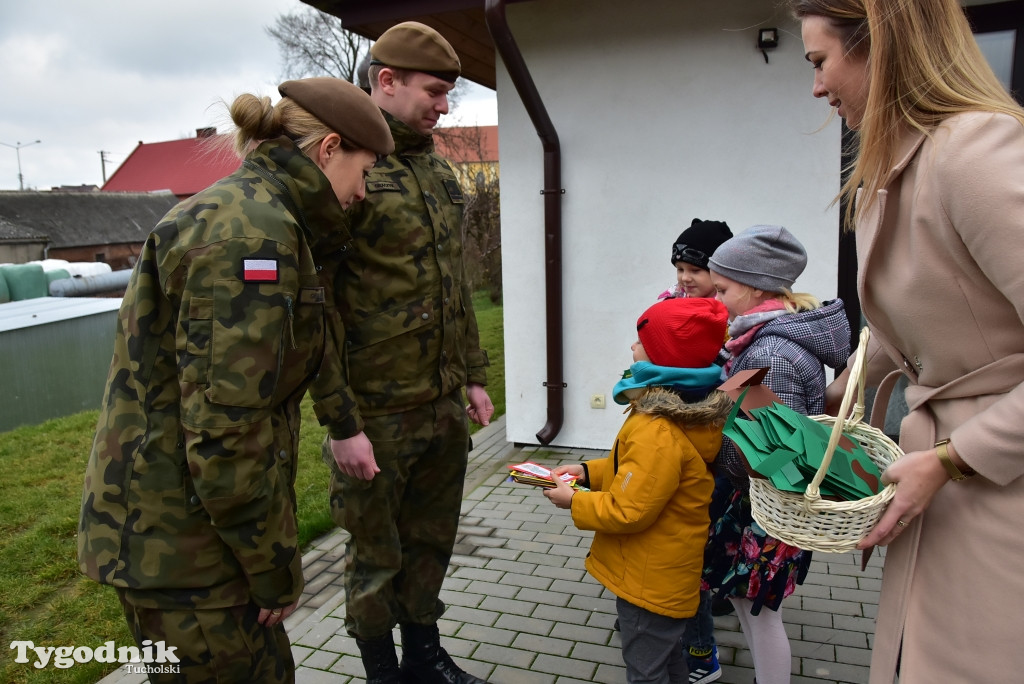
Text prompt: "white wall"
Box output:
[[497, 0, 844, 449]]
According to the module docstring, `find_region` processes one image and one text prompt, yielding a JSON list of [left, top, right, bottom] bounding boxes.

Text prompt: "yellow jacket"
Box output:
[[572, 387, 731, 618]]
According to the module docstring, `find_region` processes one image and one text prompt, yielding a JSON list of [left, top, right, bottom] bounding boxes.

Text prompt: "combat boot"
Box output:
[[356, 632, 403, 684], [398, 622, 489, 683]]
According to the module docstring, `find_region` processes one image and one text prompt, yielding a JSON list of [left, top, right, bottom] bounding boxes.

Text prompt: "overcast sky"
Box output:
[[0, 0, 498, 191]]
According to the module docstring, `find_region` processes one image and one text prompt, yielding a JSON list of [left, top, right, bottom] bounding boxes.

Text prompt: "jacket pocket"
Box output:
[[345, 299, 435, 398], [207, 278, 291, 409]]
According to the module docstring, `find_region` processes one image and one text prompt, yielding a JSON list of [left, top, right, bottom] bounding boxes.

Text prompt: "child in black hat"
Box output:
[[658, 218, 733, 300]]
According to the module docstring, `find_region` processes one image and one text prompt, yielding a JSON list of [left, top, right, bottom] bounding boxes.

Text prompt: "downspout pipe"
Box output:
[[485, 0, 565, 445]]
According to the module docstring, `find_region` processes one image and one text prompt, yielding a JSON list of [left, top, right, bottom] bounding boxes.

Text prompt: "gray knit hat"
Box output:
[[708, 224, 807, 292]]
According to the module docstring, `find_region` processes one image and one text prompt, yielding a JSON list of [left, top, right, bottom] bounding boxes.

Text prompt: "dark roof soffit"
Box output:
[[301, 0, 530, 90]]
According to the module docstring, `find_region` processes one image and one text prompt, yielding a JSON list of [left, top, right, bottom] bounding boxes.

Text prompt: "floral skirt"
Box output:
[[700, 485, 811, 614]]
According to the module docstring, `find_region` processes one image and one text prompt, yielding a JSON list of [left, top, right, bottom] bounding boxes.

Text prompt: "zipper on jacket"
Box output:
[[285, 296, 297, 350]]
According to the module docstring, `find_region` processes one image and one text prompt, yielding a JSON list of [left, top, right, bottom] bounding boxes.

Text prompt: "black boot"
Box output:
[[356, 633, 402, 684], [399, 622, 488, 683]]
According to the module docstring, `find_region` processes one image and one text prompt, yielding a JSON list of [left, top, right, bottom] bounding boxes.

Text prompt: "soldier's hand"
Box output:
[[331, 433, 380, 480], [258, 601, 297, 627], [466, 383, 494, 426]]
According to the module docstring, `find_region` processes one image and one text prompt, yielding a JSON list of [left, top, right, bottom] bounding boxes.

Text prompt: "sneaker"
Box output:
[[687, 646, 721, 684]]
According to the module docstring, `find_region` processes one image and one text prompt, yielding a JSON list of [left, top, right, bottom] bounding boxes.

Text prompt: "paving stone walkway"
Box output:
[[98, 415, 883, 683]]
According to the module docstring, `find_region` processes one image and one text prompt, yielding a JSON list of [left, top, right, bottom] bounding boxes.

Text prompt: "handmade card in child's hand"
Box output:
[[507, 462, 580, 489]]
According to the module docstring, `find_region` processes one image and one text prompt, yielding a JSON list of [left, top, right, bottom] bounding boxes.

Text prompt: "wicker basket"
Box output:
[[748, 327, 903, 553]]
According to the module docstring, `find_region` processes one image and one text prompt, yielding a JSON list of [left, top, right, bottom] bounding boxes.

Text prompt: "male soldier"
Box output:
[[77, 79, 393, 682], [313, 20, 493, 684]]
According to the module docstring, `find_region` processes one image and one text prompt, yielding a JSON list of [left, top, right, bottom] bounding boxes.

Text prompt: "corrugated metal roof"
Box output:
[[102, 135, 242, 198], [0, 296, 121, 333]]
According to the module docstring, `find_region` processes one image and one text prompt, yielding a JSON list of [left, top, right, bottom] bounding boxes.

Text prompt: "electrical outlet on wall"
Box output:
[[590, 394, 606, 409]]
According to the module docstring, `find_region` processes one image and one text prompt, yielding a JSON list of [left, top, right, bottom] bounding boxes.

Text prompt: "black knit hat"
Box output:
[[671, 218, 733, 270]]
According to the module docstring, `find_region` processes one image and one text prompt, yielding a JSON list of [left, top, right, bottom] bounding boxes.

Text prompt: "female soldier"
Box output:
[[78, 78, 393, 683]]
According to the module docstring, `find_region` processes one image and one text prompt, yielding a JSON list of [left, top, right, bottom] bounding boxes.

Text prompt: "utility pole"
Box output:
[[0, 139, 42, 190], [99, 150, 111, 184]]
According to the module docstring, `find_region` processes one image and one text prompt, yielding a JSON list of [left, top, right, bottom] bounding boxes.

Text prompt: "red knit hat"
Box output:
[[636, 298, 728, 368]]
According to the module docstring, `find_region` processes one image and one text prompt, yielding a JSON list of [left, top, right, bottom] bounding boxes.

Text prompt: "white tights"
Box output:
[[729, 597, 792, 684]]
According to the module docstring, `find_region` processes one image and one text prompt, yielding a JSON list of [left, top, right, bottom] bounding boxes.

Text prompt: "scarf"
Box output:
[[723, 299, 788, 373]]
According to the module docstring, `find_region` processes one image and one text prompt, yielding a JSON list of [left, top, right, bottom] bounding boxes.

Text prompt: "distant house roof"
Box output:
[[434, 125, 498, 163], [102, 128, 242, 199], [0, 191, 179, 248], [0, 216, 48, 243]]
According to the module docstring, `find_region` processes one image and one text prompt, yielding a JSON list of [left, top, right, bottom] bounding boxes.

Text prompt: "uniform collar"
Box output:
[[245, 136, 349, 250], [383, 110, 435, 156]]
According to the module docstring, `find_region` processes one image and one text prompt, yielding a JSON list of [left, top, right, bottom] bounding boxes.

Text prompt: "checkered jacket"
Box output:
[[719, 299, 851, 484]]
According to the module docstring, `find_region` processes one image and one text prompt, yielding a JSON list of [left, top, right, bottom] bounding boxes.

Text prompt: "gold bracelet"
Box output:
[[935, 439, 969, 481]]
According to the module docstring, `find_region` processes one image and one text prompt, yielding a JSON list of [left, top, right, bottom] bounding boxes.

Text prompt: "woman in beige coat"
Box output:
[[793, 1, 1024, 682]]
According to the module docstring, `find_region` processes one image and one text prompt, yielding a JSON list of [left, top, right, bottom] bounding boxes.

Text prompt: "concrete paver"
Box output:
[[98, 416, 883, 683]]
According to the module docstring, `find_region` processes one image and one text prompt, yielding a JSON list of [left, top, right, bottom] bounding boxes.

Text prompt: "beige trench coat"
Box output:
[[856, 111, 1024, 683]]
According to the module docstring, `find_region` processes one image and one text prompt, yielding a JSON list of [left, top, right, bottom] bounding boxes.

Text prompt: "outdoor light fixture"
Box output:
[[758, 27, 779, 63]]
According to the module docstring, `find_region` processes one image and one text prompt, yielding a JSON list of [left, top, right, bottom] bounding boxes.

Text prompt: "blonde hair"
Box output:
[[792, 0, 1024, 229], [779, 290, 823, 313], [734, 283, 822, 313], [222, 94, 336, 159]]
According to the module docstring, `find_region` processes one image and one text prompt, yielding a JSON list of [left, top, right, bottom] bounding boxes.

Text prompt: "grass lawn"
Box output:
[[0, 292, 503, 683]]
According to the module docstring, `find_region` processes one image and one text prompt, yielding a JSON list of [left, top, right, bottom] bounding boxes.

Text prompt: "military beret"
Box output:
[[370, 21, 461, 83], [278, 77, 394, 156]]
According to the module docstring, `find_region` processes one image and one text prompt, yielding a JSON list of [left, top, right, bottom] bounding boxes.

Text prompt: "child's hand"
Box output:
[[544, 475, 576, 509], [551, 464, 584, 479]]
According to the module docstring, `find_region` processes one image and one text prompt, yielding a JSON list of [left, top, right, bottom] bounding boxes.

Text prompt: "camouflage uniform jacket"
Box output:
[[313, 112, 488, 439], [78, 137, 348, 610]]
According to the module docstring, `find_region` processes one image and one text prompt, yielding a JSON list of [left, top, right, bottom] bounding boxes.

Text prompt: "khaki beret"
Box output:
[[370, 21, 461, 83], [278, 77, 394, 156]]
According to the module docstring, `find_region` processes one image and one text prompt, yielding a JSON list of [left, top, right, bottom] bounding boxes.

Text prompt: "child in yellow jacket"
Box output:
[[545, 297, 732, 683]]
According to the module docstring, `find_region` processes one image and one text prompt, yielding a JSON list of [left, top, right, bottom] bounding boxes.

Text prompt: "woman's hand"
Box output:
[[857, 447, 949, 548], [258, 601, 297, 627], [825, 367, 851, 417]]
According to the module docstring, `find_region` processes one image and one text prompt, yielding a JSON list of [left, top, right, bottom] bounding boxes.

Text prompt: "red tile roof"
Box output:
[[102, 134, 242, 199], [102, 125, 496, 199], [434, 125, 498, 164]]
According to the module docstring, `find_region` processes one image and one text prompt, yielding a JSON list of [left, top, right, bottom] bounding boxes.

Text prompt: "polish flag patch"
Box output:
[[242, 258, 279, 282]]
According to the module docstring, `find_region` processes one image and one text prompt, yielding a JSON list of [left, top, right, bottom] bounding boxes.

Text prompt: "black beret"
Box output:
[[370, 21, 461, 83], [278, 77, 394, 156]]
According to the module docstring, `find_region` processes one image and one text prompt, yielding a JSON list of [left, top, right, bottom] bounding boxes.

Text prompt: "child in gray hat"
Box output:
[[701, 224, 851, 684]]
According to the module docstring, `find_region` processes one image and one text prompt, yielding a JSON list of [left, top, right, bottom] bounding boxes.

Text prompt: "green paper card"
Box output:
[[752, 448, 800, 478], [769, 461, 807, 492]]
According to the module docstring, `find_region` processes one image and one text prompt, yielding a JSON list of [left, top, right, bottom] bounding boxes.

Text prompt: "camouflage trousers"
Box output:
[[327, 390, 470, 639], [116, 590, 294, 684]]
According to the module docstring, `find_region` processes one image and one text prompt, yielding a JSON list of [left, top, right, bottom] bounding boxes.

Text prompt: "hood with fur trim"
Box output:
[[627, 386, 734, 433]]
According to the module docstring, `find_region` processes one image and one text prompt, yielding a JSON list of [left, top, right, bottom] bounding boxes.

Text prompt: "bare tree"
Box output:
[[267, 9, 466, 105], [435, 126, 502, 302], [267, 10, 495, 297], [266, 7, 370, 82]]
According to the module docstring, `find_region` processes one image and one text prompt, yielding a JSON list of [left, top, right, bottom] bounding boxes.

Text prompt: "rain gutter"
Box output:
[[484, 0, 565, 445]]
